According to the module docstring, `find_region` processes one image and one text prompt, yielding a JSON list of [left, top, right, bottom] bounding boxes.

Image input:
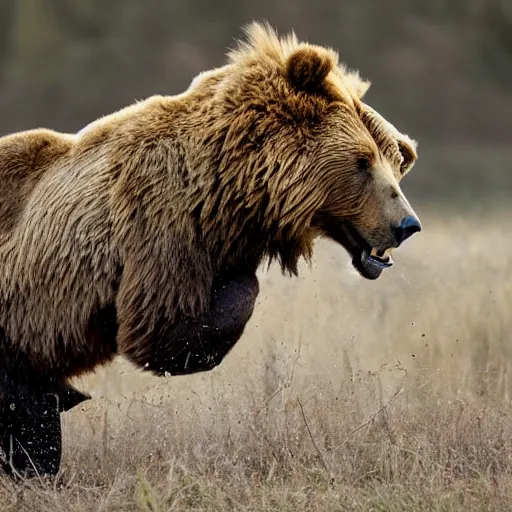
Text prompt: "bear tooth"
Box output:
[[371, 247, 393, 259]]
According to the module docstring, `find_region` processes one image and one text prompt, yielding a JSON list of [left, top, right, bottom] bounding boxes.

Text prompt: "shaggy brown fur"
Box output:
[[0, 22, 419, 389]]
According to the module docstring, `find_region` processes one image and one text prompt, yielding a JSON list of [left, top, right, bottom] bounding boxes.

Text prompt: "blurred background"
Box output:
[[0, 0, 511, 206]]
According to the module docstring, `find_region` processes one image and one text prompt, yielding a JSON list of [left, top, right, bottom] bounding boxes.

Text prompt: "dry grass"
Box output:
[[2, 207, 512, 511]]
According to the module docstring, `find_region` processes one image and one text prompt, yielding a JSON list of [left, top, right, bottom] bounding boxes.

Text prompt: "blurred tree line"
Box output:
[[0, 0, 510, 201]]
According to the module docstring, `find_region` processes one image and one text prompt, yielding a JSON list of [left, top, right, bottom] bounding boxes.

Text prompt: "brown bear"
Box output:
[[0, 22, 420, 478]]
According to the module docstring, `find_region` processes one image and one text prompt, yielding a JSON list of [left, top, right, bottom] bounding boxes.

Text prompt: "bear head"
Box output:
[[192, 22, 421, 281]]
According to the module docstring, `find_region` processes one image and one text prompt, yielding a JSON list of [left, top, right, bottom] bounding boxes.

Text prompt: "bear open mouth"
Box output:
[[356, 247, 394, 279], [318, 218, 394, 280], [350, 241, 394, 280]]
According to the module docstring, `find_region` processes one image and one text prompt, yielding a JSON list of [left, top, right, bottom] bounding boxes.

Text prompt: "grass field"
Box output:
[[1, 208, 511, 511]]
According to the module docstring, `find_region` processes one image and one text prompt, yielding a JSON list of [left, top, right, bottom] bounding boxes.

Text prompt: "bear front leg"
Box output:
[[0, 372, 63, 479], [122, 273, 260, 376]]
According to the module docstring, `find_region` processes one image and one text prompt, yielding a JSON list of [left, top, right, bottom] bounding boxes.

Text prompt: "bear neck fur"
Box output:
[[158, 87, 325, 279]]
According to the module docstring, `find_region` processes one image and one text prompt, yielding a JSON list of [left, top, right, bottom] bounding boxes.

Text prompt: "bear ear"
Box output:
[[285, 47, 334, 94], [344, 71, 371, 100], [398, 138, 418, 175]]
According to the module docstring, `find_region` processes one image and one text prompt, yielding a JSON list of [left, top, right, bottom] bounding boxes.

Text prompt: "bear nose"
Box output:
[[394, 215, 422, 246]]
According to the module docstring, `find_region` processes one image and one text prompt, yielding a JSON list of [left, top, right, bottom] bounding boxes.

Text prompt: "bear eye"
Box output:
[[357, 156, 372, 172]]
